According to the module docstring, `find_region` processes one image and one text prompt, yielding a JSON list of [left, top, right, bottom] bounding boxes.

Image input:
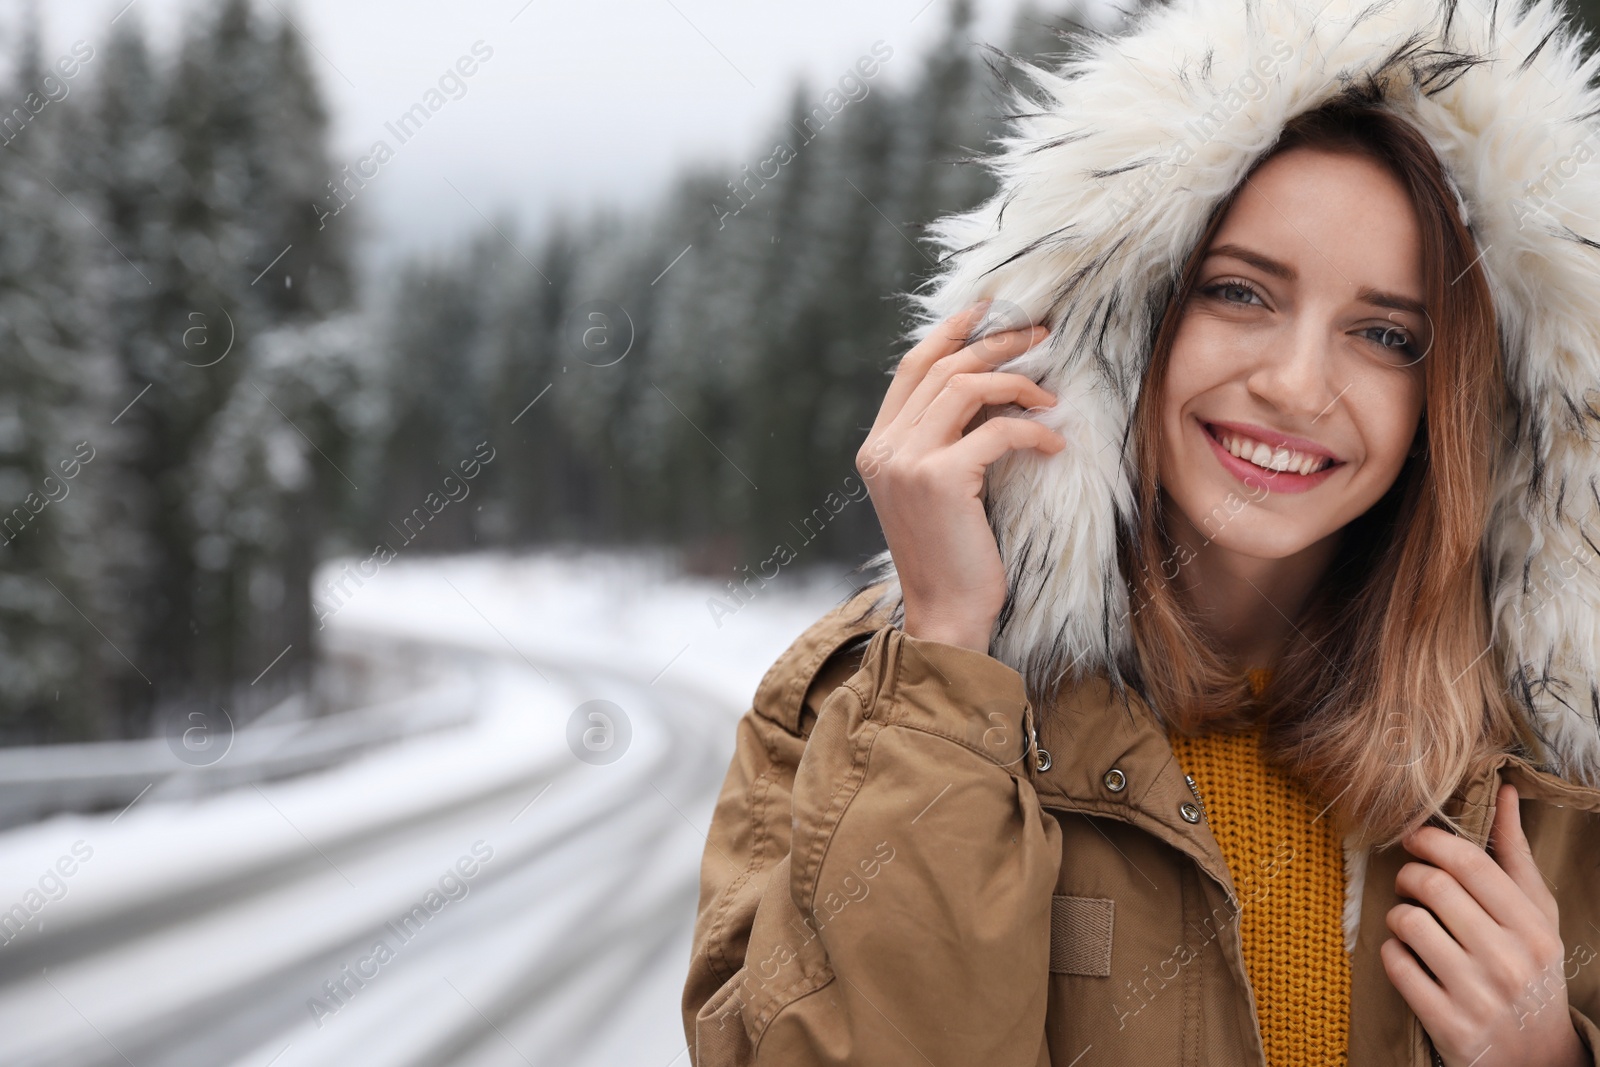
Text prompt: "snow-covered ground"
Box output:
[[0, 549, 862, 1067]]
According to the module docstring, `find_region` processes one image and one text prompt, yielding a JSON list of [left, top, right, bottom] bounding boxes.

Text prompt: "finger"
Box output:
[[1487, 784, 1557, 922], [1386, 902, 1474, 996], [943, 415, 1066, 471], [1379, 937, 1455, 1041], [907, 372, 1059, 448], [963, 321, 1050, 368], [874, 302, 993, 431], [1393, 860, 1499, 961], [1403, 824, 1533, 940], [895, 325, 1050, 430]]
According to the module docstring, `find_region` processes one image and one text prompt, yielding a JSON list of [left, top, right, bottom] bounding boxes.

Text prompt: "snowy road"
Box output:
[[0, 552, 853, 1067]]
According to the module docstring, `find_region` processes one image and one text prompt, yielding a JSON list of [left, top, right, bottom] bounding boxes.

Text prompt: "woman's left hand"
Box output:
[[1381, 783, 1589, 1067]]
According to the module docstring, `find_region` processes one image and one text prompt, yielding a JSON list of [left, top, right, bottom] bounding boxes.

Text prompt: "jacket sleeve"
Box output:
[[681, 616, 1064, 1066]]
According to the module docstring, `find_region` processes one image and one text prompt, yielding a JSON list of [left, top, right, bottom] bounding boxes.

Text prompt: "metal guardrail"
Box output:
[[0, 658, 483, 830]]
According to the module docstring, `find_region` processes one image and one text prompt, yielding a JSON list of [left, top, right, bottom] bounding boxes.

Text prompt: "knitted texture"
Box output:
[[1165, 668, 1350, 1065]]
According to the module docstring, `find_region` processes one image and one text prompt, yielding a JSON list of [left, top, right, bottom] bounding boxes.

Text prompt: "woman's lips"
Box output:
[[1199, 418, 1344, 494]]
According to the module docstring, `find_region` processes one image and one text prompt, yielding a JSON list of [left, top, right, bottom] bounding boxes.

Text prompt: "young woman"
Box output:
[[681, 0, 1600, 1063]]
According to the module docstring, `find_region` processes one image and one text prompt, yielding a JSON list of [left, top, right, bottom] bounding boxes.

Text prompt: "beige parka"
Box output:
[[680, 588, 1600, 1065]]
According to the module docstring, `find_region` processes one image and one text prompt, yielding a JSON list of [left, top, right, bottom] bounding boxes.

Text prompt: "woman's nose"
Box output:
[[1248, 317, 1342, 419]]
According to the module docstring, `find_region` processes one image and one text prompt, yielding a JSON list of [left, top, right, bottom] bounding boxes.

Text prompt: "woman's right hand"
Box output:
[[857, 300, 1063, 654]]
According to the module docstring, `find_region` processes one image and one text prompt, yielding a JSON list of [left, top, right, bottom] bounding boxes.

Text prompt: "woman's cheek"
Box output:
[[1356, 370, 1424, 480]]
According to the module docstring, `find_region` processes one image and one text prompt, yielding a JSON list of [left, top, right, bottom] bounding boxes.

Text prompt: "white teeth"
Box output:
[[1218, 430, 1329, 474]]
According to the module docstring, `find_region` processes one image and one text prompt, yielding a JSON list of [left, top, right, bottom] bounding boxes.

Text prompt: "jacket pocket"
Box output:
[[1050, 894, 1114, 976]]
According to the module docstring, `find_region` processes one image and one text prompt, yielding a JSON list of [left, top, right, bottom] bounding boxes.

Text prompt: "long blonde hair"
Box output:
[[1120, 100, 1539, 850]]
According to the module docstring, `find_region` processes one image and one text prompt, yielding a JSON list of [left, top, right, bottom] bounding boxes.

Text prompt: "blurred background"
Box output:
[[7, 0, 1596, 1063]]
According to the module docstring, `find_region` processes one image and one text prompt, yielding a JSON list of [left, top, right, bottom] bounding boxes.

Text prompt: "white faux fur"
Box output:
[[1343, 830, 1369, 956], [862, 0, 1600, 794]]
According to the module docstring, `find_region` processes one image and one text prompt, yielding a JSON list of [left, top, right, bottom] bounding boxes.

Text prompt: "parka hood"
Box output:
[[860, 0, 1600, 790]]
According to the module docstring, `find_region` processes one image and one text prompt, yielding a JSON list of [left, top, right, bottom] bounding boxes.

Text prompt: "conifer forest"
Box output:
[[0, 0, 1083, 745]]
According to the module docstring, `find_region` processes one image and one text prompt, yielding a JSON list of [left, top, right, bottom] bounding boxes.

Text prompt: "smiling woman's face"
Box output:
[[1156, 144, 1429, 561]]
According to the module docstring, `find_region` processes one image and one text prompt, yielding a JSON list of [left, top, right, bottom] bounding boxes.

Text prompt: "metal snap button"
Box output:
[[1103, 768, 1126, 792], [1034, 747, 1052, 772], [1179, 802, 1202, 824]]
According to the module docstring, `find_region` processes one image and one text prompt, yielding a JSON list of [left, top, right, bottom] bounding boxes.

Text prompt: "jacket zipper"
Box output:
[[1184, 772, 1206, 816]]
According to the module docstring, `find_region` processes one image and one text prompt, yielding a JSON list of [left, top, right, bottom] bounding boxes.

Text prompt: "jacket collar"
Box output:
[[1027, 670, 1243, 903], [1448, 748, 1600, 842]]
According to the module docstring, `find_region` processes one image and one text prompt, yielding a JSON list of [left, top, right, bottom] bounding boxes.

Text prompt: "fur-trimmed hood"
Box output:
[[861, 0, 1600, 791]]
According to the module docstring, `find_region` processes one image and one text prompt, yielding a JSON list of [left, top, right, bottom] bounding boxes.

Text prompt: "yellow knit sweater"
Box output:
[[1164, 667, 1350, 1066]]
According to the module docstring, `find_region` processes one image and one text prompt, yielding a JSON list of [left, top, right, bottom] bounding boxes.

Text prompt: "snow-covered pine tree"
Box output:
[[170, 0, 355, 716], [362, 234, 499, 557], [0, 9, 127, 742], [71, 15, 185, 739], [253, 9, 355, 320], [73, 0, 355, 731], [476, 216, 608, 546], [581, 176, 752, 555], [187, 309, 385, 697]]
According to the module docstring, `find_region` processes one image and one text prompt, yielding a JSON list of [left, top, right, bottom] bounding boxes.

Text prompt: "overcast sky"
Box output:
[[18, 0, 1081, 278]]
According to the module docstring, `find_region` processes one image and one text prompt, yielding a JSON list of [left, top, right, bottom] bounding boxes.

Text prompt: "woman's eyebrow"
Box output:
[[1355, 286, 1427, 317], [1204, 243, 1295, 280], [1205, 242, 1427, 316]]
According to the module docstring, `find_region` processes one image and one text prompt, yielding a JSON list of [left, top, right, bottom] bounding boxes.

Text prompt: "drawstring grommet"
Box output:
[[1034, 747, 1052, 772]]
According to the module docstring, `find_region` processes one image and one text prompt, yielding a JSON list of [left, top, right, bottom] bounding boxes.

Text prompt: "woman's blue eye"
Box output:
[[1201, 280, 1263, 305], [1362, 324, 1417, 359]]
